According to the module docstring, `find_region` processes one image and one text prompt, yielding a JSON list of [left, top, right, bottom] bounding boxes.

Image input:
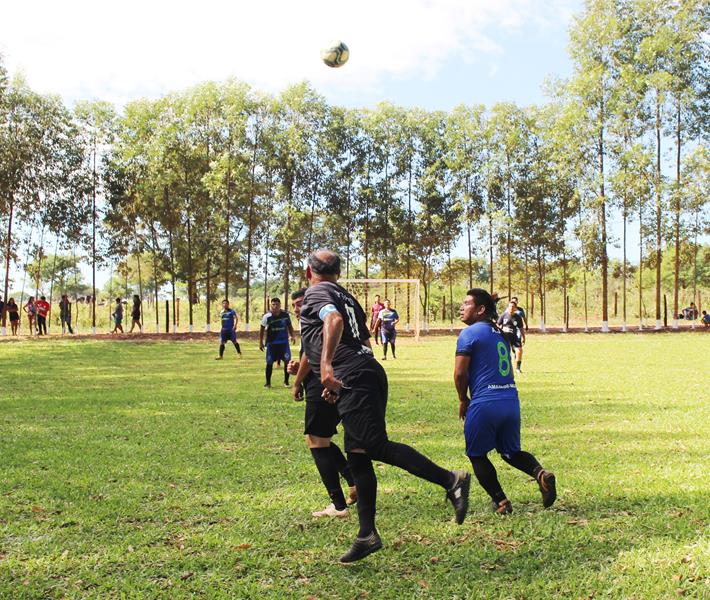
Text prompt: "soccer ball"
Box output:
[[321, 41, 349, 68]]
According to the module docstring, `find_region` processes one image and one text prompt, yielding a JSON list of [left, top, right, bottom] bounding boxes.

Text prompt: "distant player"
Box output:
[[454, 288, 556, 515], [216, 299, 241, 360], [511, 296, 528, 330], [300, 249, 470, 563], [259, 297, 295, 388], [289, 288, 357, 518], [374, 299, 399, 360], [370, 295, 385, 345], [498, 300, 526, 373]]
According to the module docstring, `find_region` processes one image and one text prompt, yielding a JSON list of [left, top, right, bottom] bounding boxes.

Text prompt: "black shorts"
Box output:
[[337, 360, 389, 453], [502, 331, 521, 350], [9, 313, 19, 322], [304, 400, 340, 438], [132, 312, 141, 321]]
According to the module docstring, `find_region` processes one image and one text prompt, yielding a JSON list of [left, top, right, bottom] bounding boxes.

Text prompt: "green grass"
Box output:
[[0, 334, 708, 599]]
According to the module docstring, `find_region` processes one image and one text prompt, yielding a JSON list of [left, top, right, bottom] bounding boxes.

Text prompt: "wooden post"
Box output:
[[165, 300, 169, 333], [176, 298, 180, 327], [614, 292, 618, 317]]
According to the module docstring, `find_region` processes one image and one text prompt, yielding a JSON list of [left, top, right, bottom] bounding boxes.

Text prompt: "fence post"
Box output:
[[165, 300, 169, 334]]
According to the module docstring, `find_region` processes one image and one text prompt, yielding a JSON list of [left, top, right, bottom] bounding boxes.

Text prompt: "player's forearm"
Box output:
[[293, 354, 311, 388], [454, 372, 469, 402], [321, 313, 344, 370]]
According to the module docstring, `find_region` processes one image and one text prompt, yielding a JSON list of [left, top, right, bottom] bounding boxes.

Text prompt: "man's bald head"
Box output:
[[308, 249, 341, 277]]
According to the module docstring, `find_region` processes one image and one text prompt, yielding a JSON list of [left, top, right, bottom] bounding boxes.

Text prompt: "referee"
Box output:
[[300, 249, 471, 563]]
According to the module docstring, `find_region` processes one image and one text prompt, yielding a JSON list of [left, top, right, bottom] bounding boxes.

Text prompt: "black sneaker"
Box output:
[[264, 383, 271, 389], [339, 531, 383, 564], [491, 499, 513, 515], [537, 470, 557, 508], [446, 470, 471, 525]]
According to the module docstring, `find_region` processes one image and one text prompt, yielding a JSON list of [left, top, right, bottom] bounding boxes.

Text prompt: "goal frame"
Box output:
[[339, 278, 421, 342]]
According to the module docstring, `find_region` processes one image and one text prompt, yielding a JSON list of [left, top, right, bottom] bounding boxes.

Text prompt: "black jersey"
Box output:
[[300, 281, 373, 379], [497, 310, 524, 336]]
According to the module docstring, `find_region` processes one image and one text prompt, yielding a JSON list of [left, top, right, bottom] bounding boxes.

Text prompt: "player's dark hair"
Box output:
[[467, 288, 497, 320], [40, 296, 46, 300], [308, 250, 341, 276], [291, 288, 307, 300], [270, 297, 281, 304]]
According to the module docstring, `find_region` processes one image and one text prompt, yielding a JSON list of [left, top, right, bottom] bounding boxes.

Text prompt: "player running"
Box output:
[[216, 299, 241, 360], [300, 249, 470, 563], [370, 295, 385, 345], [454, 288, 556, 515], [374, 299, 399, 360], [498, 300, 526, 374], [289, 288, 357, 518], [259, 297, 295, 388]]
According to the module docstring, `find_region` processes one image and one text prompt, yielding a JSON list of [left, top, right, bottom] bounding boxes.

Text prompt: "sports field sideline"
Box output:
[[1, 334, 708, 598]]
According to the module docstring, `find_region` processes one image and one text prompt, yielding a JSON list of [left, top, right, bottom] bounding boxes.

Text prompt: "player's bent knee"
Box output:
[[305, 434, 331, 448]]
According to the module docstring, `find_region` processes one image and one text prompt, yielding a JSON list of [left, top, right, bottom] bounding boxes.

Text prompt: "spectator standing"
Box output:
[[59, 295, 74, 335], [7, 298, 20, 335], [23, 297, 37, 334], [35, 296, 51, 335]]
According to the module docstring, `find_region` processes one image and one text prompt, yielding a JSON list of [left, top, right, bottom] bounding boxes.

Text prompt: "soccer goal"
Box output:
[[339, 279, 421, 342]]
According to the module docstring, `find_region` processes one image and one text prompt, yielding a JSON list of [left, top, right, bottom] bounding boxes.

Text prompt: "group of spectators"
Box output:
[[0, 294, 143, 335]]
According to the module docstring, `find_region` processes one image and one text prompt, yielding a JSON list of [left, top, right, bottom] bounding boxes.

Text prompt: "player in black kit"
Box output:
[[497, 300, 526, 373], [299, 249, 471, 563], [288, 288, 357, 518]]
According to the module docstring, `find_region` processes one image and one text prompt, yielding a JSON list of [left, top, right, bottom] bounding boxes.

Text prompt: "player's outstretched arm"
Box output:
[[320, 311, 344, 397], [454, 355, 471, 420], [259, 325, 265, 351], [287, 321, 296, 345]]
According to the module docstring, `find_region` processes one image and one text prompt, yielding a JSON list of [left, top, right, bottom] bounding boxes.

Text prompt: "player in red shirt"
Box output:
[[370, 295, 385, 346], [35, 296, 51, 335]]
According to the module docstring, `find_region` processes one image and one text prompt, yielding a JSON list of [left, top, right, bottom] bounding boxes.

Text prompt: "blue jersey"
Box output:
[[379, 309, 399, 332], [220, 309, 237, 330], [261, 311, 292, 345], [456, 321, 518, 405]]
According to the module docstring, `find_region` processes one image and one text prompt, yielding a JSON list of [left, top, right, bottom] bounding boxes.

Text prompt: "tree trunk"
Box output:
[[92, 140, 97, 331], [186, 211, 194, 330], [168, 226, 177, 332], [672, 94, 681, 328], [598, 103, 609, 328], [224, 151, 232, 301], [245, 128, 259, 327], [488, 213, 494, 293], [639, 200, 644, 328], [2, 196, 14, 331], [654, 95, 663, 326], [467, 216, 473, 289], [136, 249, 144, 328], [150, 222, 160, 331]]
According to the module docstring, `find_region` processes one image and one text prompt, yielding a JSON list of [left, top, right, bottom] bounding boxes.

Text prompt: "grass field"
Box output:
[[1, 334, 708, 599]]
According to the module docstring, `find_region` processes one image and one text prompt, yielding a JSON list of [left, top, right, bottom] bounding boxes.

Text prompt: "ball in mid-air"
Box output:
[[321, 41, 349, 68]]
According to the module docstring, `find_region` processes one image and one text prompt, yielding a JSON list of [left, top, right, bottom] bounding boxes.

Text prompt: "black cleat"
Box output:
[[446, 470, 471, 525], [339, 531, 383, 564], [491, 499, 513, 514], [537, 470, 557, 508]]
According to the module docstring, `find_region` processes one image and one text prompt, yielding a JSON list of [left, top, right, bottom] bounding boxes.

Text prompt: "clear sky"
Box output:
[[6, 0, 658, 289]]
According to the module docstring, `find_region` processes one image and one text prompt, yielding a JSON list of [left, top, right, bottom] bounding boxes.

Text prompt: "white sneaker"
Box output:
[[311, 503, 349, 518]]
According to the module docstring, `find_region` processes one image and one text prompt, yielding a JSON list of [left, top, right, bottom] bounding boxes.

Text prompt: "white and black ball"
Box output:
[[321, 41, 349, 68]]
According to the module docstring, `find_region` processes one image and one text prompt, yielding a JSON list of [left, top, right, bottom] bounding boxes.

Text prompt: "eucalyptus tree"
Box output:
[[444, 104, 487, 288], [488, 102, 528, 298], [566, 0, 623, 330], [74, 100, 116, 331]]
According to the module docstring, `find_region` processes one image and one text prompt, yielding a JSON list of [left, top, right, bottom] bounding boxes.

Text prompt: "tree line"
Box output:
[[1, 0, 708, 333]]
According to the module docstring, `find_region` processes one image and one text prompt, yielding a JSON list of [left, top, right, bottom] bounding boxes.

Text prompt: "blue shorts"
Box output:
[[381, 328, 396, 343], [464, 398, 521, 457], [220, 329, 237, 343], [266, 343, 291, 365]]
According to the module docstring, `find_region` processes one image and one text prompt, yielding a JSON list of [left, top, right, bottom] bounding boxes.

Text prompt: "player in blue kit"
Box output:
[[216, 299, 241, 360], [374, 299, 399, 360], [454, 288, 556, 514], [259, 297, 296, 388]]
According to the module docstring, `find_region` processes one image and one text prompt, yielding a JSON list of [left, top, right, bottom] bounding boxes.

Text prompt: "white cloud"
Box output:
[[0, 0, 576, 105]]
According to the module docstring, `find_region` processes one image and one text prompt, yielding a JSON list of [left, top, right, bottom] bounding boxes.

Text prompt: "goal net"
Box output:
[[339, 279, 421, 342]]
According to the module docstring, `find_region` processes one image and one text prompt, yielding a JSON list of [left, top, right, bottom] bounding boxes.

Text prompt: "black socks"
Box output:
[[265, 363, 273, 385], [347, 452, 377, 537], [501, 451, 542, 478], [330, 443, 355, 486], [219, 344, 225, 358], [233, 341, 241, 355], [371, 441, 455, 490], [310, 447, 347, 510], [469, 456, 506, 503]]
